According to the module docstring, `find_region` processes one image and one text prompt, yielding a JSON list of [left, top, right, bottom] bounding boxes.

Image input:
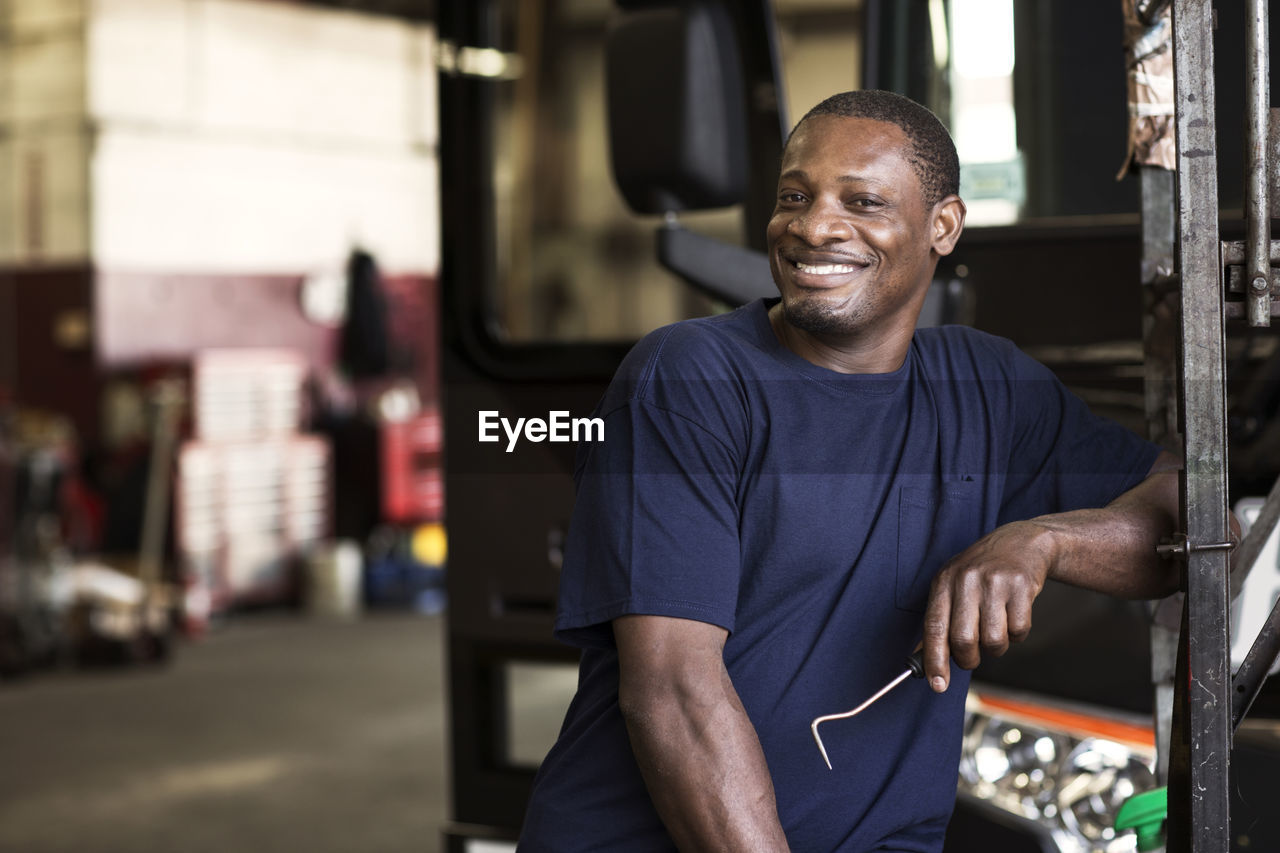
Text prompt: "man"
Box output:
[[517, 90, 1180, 852]]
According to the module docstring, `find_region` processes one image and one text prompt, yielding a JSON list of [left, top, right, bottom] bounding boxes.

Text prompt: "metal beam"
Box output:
[[1227, 0, 1280, 734], [1139, 164, 1179, 787], [1245, 0, 1272, 327], [1230, 474, 1280, 602], [1169, 0, 1233, 850], [1232, 591, 1280, 730]]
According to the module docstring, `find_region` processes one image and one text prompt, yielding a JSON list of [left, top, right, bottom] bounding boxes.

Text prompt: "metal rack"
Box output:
[[1160, 1, 1280, 848]]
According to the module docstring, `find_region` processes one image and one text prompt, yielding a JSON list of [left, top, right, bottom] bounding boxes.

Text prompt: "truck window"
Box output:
[[483, 0, 861, 344]]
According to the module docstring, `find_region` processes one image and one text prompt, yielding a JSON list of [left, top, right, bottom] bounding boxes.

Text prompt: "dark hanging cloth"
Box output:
[[339, 249, 391, 378]]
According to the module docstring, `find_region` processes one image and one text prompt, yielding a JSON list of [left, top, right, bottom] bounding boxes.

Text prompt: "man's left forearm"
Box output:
[[1032, 450, 1184, 599], [922, 450, 1188, 690]]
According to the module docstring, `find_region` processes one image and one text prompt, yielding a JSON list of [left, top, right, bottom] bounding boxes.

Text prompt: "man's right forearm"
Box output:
[[615, 615, 791, 852]]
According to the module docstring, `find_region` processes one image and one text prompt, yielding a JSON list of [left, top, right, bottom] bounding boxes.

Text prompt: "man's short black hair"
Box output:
[[789, 90, 960, 208]]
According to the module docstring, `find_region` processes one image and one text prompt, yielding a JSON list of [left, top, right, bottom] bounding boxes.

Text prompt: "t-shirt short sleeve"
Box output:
[[554, 398, 742, 648], [998, 343, 1162, 524]]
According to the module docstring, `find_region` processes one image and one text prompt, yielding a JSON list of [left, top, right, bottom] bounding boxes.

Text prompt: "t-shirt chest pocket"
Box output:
[[896, 481, 982, 613]]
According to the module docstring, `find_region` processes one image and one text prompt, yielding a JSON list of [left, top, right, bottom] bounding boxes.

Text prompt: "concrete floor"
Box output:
[[0, 612, 464, 853]]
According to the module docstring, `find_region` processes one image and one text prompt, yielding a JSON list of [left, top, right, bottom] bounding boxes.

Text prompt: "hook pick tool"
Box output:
[[810, 649, 927, 770]]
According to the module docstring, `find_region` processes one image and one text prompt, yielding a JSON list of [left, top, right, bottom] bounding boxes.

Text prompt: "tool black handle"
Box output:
[[906, 649, 926, 679]]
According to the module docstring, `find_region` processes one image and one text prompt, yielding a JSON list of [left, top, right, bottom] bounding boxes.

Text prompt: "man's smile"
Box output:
[[780, 250, 874, 289], [793, 261, 858, 275]]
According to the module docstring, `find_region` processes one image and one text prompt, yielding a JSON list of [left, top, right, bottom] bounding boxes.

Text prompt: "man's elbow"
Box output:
[[617, 681, 660, 731], [618, 667, 730, 744], [620, 673, 700, 719]]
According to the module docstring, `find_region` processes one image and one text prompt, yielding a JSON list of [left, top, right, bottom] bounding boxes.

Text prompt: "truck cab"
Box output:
[[438, 2, 1280, 850]]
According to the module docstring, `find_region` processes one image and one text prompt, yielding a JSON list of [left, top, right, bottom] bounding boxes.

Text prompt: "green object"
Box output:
[[1115, 787, 1168, 852]]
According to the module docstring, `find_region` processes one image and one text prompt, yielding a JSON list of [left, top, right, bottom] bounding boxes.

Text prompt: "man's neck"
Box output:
[[767, 302, 914, 374]]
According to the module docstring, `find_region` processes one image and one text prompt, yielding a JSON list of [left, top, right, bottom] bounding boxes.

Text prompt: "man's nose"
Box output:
[[786, 201, 852, 245]]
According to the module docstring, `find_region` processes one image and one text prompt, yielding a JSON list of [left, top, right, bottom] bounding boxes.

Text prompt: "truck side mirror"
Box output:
[[606, 0, 776, 306]]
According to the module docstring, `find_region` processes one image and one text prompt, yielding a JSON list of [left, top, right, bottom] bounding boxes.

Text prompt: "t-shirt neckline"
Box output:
[[750, 298, 914, 394]]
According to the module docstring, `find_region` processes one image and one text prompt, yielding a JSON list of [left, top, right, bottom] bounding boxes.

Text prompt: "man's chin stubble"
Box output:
[[781, 297, 864, 338]]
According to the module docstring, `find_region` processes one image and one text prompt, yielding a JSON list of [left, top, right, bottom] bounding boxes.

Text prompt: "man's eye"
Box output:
[[850, 198, 883, 209], [778, 192, 807, 204]]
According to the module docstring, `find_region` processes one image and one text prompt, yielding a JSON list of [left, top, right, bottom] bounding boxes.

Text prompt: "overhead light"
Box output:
[[437, 41, 525, 80]]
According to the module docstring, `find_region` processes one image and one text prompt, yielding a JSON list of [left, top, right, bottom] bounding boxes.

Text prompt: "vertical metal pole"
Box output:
[[1170, 1, 1232, 850], [1246, 0, 1272, 327], [1140, 168, 1178, 451], [1139, 166, 1179, 787]]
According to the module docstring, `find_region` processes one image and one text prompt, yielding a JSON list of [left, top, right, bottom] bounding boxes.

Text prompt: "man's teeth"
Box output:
[[794, 261, 857, 274]]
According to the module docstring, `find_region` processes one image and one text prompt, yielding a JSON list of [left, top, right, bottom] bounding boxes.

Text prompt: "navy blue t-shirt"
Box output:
[[518, 299, 1160, 852]]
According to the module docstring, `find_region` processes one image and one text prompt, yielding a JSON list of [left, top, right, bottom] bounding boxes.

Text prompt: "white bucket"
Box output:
[[307, 540, 363, 620]]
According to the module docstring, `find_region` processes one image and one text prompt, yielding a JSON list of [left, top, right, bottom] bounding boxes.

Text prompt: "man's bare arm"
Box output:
[[614, 614, 791, 852], [923, 450, 1186, 692]]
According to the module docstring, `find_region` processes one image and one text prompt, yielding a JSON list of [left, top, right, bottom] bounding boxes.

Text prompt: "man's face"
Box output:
[[767, 115, 954, 343]]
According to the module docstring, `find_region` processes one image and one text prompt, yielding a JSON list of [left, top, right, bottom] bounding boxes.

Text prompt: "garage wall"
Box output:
[[0, 0, 437, 279], [0, 0, 91, 265], [0, 0, 439, 416], [85, 0, 439, 275]]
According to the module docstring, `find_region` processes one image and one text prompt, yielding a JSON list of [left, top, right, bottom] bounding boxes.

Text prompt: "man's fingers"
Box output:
[[1006, 582, 1034, 644], [924, 545, 1045, 693], [923, 576, 953, 693], [949, 569, 983, 671], [979, 592, 1010, 658], [917, 522, 1050, 694]]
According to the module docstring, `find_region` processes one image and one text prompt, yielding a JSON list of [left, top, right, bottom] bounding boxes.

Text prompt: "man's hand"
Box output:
[[922, 451, 1183, 692], [922, 520, 1056, 691]]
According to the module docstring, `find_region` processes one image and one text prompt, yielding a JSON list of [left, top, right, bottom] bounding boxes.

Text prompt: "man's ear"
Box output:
[[930, 195, 967, 257]]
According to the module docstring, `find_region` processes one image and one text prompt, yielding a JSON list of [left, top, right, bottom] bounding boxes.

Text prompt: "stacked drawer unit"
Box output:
[[177, 350, 329, 612]]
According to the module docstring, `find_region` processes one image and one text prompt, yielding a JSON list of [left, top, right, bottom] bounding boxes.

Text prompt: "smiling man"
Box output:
[[517, 90, 1181, 852], [767, 109, 963, 373]]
